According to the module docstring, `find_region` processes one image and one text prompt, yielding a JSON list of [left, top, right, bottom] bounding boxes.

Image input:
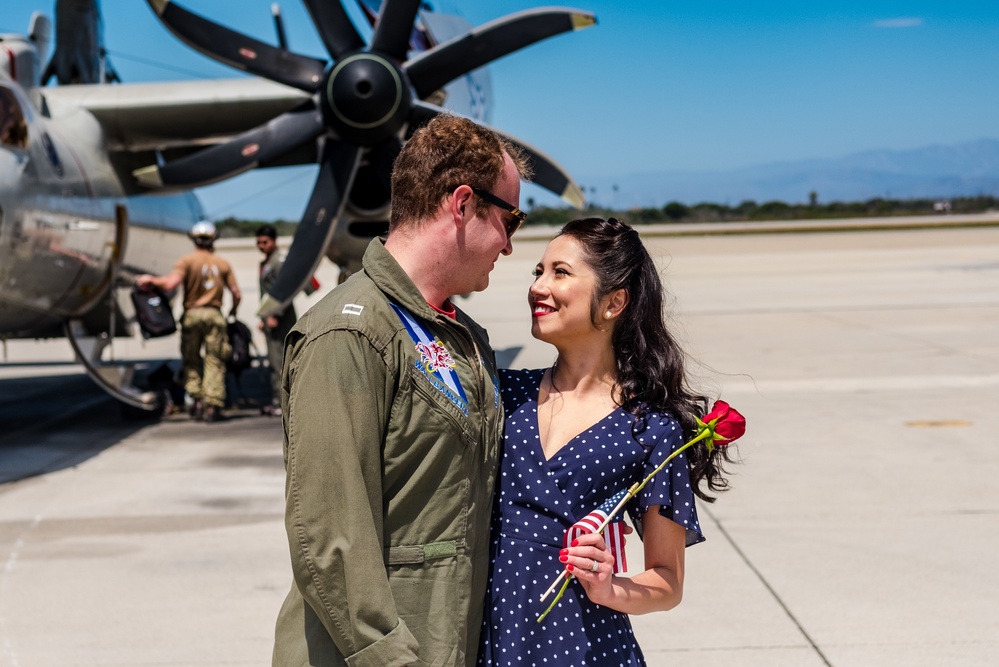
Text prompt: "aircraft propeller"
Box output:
[[137, 0, 595, 316]]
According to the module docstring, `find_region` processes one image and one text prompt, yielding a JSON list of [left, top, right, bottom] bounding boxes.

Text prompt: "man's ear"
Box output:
[[449, 185, 476, 228]]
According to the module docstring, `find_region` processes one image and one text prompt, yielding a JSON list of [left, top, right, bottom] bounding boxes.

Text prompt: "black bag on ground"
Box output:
[[131, 286, 177, 338], [226, 318, 253, 374]]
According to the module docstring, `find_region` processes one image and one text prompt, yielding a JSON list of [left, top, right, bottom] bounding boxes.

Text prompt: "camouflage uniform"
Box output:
[[180, 307, 231, 408], [173, 249, 239, 409]]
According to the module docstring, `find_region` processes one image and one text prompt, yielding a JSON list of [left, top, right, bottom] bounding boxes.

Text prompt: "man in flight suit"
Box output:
[[272, 114, 531, 666], [255, 224, 294, 416]]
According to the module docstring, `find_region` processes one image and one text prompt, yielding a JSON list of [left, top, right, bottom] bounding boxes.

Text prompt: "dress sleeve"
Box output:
[[627, 413, 705, 547], [282, 327, 420, 665]]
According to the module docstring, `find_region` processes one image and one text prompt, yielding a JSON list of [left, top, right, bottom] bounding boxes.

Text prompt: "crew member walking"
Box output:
[[136, 221, 241, 422]]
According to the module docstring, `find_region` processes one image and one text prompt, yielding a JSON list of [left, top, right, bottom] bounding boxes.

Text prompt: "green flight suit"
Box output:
[[273, 239, 503, 667], [259, 250, 296, 407]]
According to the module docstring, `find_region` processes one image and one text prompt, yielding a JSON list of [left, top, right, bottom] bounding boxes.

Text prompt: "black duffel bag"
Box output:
[[226, 317, 253, 375], [131, 286, 177, 339]]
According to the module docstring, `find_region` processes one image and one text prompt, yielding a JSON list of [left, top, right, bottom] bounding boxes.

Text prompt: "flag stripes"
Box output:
[[563, 488, 630, 574]]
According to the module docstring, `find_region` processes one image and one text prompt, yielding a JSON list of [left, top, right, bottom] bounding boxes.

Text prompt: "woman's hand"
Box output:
[[560, 528, 630, 606], [558, 510, 686, 615]]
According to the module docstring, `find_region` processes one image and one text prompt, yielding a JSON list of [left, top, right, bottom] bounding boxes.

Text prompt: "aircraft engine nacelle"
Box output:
[[327, 159, 393, 278], [0, 34, 43, 93]]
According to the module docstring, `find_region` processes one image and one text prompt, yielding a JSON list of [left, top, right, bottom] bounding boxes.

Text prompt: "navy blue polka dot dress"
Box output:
[[478, 369, 705, 667]]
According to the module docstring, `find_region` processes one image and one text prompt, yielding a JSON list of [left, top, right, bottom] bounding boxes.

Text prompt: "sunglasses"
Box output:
[[470, 186, 526, 238]]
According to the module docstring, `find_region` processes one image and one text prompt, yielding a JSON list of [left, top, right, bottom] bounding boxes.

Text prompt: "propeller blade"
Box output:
[[367, 137, 404, 193], [407, 99, 441, 134], [301, 0, 365, 61], [146, 0, 326, 92], [259, 143, 363, 317], [408, 100, 584, 208], [492, 128, 586, 209], [133, 108, 325, 189], [370, 0, 422, 61], [405, 8, 596, 99], [272, 3, 288, 50]]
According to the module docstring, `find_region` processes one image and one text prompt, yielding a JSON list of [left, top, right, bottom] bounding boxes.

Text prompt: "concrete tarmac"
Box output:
[[1, 223, 998, 666]]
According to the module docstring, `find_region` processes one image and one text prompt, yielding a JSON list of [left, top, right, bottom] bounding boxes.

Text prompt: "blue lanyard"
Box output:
[[389, 302, 469, 416]]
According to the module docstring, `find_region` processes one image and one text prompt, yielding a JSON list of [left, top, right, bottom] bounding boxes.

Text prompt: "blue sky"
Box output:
[[3, 1, 998, 217]]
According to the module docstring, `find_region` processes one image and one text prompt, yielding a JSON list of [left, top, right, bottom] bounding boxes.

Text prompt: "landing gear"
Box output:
[[65, 318, 162, 413]]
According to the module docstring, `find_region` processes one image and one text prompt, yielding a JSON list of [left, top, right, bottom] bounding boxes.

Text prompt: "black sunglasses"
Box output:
[[470, 186, 526, 238]]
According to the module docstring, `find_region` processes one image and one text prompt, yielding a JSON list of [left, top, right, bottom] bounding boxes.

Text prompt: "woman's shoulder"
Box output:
[[498, 368, 546, 405], [629, 408, 685, 450], [498, 368, 546, 385]]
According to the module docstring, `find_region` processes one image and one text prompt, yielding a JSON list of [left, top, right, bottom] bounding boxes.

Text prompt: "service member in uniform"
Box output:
[[136, 221, 241, 422], [255, 224, 294, 416], [272, 114, 530, 666]]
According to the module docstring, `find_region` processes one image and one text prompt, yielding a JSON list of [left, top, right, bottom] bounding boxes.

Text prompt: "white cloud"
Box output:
[[873, 17, 925, 28]]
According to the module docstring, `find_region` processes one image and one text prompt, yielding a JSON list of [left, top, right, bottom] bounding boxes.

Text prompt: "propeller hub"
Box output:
[[323, 53, 412, 144]]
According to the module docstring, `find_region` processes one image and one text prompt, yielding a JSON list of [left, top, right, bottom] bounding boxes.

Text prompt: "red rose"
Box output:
[[703, 400, 746, 444]]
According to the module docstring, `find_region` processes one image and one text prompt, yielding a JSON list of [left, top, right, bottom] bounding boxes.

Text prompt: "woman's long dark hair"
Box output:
[[558, 217, 733, 501]]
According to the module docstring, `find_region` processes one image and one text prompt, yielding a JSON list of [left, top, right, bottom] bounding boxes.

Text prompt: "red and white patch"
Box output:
[[416, 340, 455, 373]]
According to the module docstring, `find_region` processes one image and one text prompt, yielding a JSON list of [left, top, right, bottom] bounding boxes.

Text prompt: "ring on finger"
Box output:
[[590, 558, 599, 572]]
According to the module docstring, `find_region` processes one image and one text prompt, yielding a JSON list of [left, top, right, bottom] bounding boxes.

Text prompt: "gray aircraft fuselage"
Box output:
[[0, 73, 195, 339]]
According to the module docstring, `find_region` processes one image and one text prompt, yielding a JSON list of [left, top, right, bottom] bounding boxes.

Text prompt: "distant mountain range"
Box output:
[[582, 139, 999, 208]]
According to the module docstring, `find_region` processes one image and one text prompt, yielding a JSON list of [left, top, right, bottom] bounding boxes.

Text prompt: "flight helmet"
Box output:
[[189, 221, 218, 247]]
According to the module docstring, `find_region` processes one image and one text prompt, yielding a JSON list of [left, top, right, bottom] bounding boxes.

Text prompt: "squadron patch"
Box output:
[[389, 302, 469, 417], [417, 339, 455, 374]]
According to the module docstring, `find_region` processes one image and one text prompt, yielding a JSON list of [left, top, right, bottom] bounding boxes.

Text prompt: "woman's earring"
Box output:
[[604, 310, 613, 320]]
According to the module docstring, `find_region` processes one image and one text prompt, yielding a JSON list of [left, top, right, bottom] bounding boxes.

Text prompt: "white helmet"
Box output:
[[189, 221, 217, 240]]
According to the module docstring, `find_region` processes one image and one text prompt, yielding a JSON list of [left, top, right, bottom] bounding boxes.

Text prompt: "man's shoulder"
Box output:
[[173, 251, 197, 268], [175, 251, 210, 277], [263, 252, 285, 272], [212, 253, 235, 273], [454, 304, 490, 344], [292, 272, 398, 343]]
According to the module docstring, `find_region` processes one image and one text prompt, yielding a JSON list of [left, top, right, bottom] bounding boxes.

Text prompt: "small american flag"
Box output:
[[563, 488, 630, 574]]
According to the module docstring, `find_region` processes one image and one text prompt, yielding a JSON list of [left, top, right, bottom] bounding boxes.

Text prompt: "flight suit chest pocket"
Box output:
[[406, 363, 476, 447]]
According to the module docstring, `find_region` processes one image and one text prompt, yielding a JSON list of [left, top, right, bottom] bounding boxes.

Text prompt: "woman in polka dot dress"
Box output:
[[478, 218, 734, 666]]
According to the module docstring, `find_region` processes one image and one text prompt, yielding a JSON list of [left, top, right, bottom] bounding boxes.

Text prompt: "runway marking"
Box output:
[[721, 374, 999, 394], [905, 419, 973, 428], [704, 508, 834, 667]]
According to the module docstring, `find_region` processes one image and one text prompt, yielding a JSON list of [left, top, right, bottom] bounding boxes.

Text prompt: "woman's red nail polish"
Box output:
[[566, 564, 574, 572], [559, 549, 567, 555], [559, 555, 568, 562], [570, 539, 579, 547]]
